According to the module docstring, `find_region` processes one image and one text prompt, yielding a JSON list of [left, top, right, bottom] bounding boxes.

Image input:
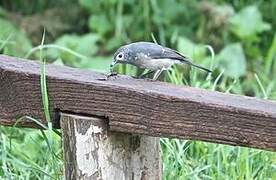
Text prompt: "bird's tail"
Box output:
[[170, 49, 212, 73], [187, 61, 212, 73], [179, 58, 212, 73]]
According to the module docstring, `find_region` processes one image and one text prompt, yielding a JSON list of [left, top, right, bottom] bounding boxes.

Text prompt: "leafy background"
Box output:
[[0, 0, 276, 179]]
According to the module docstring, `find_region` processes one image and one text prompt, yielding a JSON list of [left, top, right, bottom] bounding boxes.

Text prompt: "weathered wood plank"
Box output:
[[60, 113, 161, 180], [1, 55, 276, 150]]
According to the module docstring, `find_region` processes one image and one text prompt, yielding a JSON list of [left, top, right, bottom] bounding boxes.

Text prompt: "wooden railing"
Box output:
[[1, 55, 276, 179]]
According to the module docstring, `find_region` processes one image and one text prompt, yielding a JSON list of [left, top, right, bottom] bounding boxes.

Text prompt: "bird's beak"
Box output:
[[110, 59, 117, 72], [111, 59, 117, 66]]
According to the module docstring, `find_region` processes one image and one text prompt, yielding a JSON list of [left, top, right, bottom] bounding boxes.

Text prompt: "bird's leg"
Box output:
[[152, 69, 164, 80], [139, 69, 155, 78]]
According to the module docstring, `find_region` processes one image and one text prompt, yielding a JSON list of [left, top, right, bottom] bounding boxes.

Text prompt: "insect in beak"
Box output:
[[111, 59, 117, 66], [109, 59, 117, 72]]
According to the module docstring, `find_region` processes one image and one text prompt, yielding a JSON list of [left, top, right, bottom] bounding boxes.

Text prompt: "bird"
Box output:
[[111, 42, 211, 80]]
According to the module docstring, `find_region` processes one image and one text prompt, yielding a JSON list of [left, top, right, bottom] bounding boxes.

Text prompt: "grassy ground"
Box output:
[[0, 0, 276, 179], [161, 55, 276, 179]]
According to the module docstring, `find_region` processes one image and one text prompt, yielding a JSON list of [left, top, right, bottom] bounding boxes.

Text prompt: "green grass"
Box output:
[[0, 127, 62, 179], [0, 31, 63, 179], [161, 139, 276, 179], [1, 34, 276, 180], [159, 55, 276, 179], [0, 0, 276, 179]]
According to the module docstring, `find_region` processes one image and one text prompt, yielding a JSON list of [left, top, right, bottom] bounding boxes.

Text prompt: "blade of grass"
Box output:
[[39, 130, 60, 160], [225, 79, 237, 93], [39, 29, 51, 124], [10, 116, 48, 152], [0, 33, 14, 51], [1, 133, 11, 179], [39, 29, 63, 176], [25, 44, 87, 60], [254, 73, 268, 99], [203, 44, 215, 82], [212, 70, 224, 91], [265, 33, 276, 75], [14, 116, 48, 130], [39, 30, 53, 166], [204, 45, 215, 71], [5, 154, 55, 179], [151, 33, 159, 44]]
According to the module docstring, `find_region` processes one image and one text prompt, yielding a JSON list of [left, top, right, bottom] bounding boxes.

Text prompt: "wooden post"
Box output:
[[60, 113, 161, 180]]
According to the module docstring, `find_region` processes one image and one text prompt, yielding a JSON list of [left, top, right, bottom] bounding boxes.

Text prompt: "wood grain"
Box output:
[[1, 55, 276, 150], [60, 113, 161, 180]]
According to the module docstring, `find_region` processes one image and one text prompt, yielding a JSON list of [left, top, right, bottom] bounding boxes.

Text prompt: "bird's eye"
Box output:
[[117, 53, 124, 60]]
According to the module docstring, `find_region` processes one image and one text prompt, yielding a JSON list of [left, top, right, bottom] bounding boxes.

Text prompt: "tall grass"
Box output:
[[0, 0, 276, 179], [161, 64, 276, 179], [0, 32, 63, 179], [163, 39, 275, 178]]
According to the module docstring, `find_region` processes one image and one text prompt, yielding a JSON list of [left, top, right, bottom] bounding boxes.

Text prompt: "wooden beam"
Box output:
[[60, 113, 161, 180], [1, 55, 276, 150]]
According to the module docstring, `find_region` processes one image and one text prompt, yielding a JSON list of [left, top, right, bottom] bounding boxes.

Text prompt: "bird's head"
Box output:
[[111, 45, 133, 68]]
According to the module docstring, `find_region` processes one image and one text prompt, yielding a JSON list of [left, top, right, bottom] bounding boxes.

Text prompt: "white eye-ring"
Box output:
[[116, 52, 124, 60]]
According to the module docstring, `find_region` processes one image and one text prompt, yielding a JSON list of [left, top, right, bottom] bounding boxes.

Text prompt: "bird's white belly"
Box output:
[[138, 58, 180, 71]]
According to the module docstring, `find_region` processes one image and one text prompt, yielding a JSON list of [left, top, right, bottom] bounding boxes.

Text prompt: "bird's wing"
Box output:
[[130, 42, 211, 73], [146, 45, 212, 73], [148, 45, 191, 61], [130, 42, 187, 61]]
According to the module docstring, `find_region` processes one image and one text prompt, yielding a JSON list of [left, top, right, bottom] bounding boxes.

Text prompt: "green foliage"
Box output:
[[77, 56, 113, 72], [162, 139, 276, 179], [88, 15, 112, 36], [177, 37, 206, 61], [217, 43, 246, 78], [163, 56, 276, 178], [0, 18, 32, 57], [0, 127, 62, 179], [229, 5, 271, 41], [265, 34, 276, 75], [46, 33, 99, 66], [0, 0, 276, 179], [229, 5, 271, 59]]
